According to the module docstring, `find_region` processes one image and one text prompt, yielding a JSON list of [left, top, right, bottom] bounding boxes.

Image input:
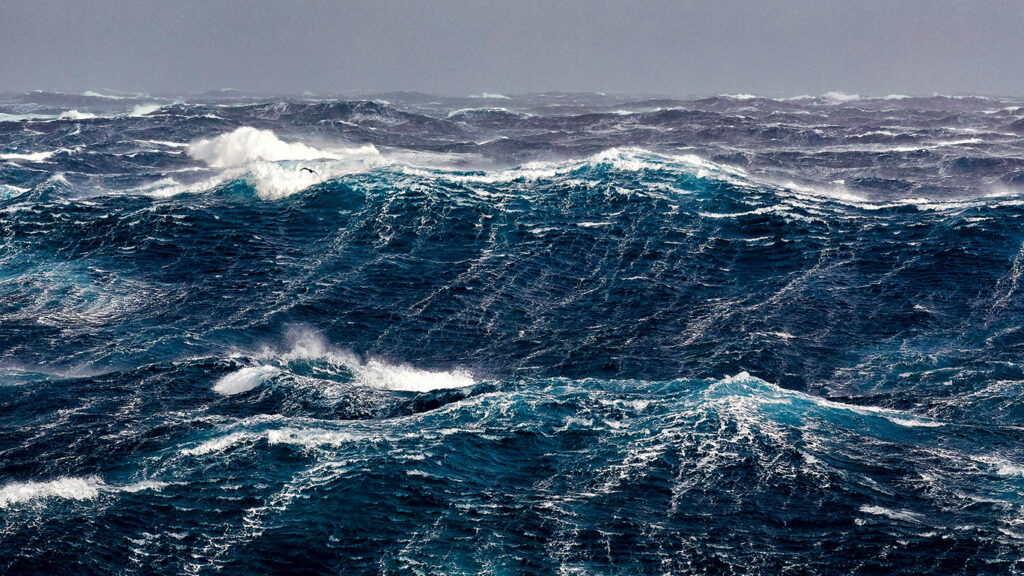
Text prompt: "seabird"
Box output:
[[300, 167, 318, 175]]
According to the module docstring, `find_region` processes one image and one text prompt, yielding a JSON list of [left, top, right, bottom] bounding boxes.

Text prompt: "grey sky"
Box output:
[[2, 0, 1023, 97]]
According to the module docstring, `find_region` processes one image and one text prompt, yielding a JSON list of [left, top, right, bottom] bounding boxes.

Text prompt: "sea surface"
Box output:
[[2, 90, 1024, 574]]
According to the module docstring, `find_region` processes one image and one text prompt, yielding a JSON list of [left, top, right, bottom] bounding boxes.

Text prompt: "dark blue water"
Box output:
[[3, 90, 1024, 574]]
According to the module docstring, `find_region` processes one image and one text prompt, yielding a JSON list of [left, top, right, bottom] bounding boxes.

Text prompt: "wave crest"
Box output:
[[185, 127, 380, 198], [215, 329, 475, 395]]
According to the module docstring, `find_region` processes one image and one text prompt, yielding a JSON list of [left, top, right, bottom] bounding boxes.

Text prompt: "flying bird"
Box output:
[[300, 167, 318, 175]]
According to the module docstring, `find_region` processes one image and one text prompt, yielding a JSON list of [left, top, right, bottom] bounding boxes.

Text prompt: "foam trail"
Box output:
[[129, 103, 162, 116], [0, 150, 56, 162]]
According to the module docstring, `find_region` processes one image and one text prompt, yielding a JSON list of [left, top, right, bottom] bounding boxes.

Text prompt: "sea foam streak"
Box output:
[[0, 476, 104, 507], [0, 476, 165, 508]]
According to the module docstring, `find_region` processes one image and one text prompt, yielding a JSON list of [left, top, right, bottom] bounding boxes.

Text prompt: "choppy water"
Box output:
[[3, 90, 1024, 574]]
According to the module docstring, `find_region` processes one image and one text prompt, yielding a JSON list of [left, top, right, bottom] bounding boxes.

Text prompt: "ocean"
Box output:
[[2, 90, 1024, 574]]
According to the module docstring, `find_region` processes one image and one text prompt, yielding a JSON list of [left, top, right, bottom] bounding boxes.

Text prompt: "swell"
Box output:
[[4, 147, 1024, 415], [4, 92, 1024, 574], [2, 366, 1020, 574]]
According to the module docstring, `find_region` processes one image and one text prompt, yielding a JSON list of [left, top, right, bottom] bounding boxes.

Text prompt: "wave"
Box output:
[[171, 133, 750, 201], [213, 365, 279, 395], [716, 372, 943, 428], [57, 135, 1022, 223], [0, 476, 104, 507], [820, 91, 862, 104], [186, 127, 342, 167], [0, 476, 165, 509], [181, 423, 364, 456], [129, 103, 163, 116], [5, 91, 1024, 572], [215, 328, 475, 394], [180, 127, 381, 198], [0, 150, 57, 162]]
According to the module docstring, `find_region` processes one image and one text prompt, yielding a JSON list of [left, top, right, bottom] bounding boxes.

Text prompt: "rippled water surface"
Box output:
[[2, 91, 1024, 574]]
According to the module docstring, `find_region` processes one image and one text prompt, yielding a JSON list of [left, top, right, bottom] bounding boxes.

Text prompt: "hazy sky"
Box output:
[[2, 0, 1024, 97]]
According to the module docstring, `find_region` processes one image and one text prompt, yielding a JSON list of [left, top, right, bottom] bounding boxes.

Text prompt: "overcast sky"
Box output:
[[2, 0, 1023, 97]]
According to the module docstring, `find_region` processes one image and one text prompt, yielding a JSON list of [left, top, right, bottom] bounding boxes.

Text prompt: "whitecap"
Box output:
[[181, 432, 253, 456], [212, 365, 279, 395], [0, 476, 165, 508], [352, 358, 474, 392], [859, 505, 926, 523], [266, 427, 360, 447], [0, 150, 56, 162], [0, 476, 105, 507], [717, 372, 943, 428], [821, 91, 861, 104], [257, 328, 475, 392], [185, 127, 381, 199], [187, 127, 335, 168], [58, 110, 97, 120], [129, 103, 163, 116], [82, 90, 133, 100]]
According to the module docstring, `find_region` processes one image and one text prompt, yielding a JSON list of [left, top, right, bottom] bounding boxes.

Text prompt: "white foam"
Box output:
[[0, 150, 56, 162], [119, 480, 168, 493], [402, 147, 747, 187], [821, 91, 861, 104], [185, 127, 381, 199], [181, 425, 362, 456], [82, 90, 131, 100], [266, 427, 359, 447], [0, 476, 165, 508], [972, 455, 1024, 477], [447, 106, 521, 119], [188, 127, 334, 167], [213, 365, 279, 395], [129, 103, 162, 116], [136, 139, 187, 148], [182, 432, 252, 455], [859, 505, 926, 523], [58, 110, 96, 120], [0, 111, 98, 122], [264, 328, 475, 392], [469, 92, 511, 99], [0, 184, 30, 200], [0, 113, 40, 122], [0, 476, 105, 507], [995, 462, 1024, 477], [718, 372, 943, 428], [353, 358, 474, 392]]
